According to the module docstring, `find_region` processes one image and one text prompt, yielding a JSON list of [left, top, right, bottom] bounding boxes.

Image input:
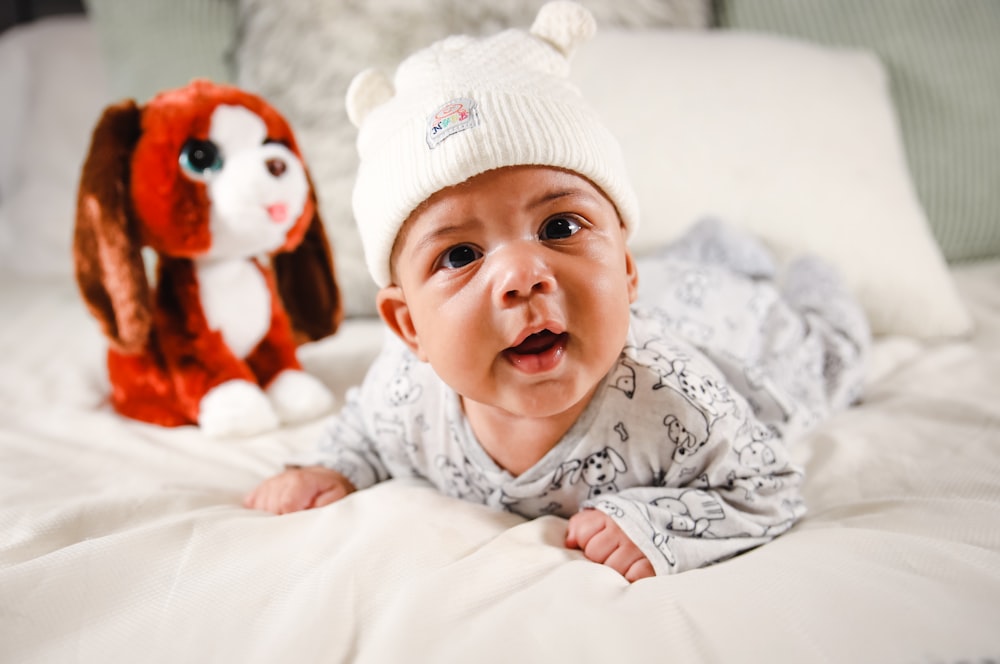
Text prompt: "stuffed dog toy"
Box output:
[[74, 80, 342, 437]]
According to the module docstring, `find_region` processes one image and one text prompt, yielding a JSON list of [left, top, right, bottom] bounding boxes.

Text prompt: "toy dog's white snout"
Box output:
[[203, 105, 310, 260]]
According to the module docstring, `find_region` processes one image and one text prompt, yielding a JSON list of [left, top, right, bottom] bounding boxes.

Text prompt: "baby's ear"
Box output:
[[376, 286, 425, 360], [625, 248, 639, 304]]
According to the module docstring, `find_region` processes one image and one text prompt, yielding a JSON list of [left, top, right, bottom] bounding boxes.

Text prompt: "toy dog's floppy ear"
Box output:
[[73, 99, 152, 354], [273, 190, 343, 343]]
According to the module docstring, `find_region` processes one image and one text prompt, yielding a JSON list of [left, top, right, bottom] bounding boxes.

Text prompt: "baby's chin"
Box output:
[[463, 376, 603, 423]]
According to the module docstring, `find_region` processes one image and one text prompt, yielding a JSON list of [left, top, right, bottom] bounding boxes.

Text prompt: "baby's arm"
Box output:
[[565, 509, 655, 582], [582, 408, 804, 577], [582, 338, 805, 576], [243, 466, 356, 515]]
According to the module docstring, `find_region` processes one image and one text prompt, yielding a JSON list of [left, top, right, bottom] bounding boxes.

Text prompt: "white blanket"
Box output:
[[2, 260, 999, 663]]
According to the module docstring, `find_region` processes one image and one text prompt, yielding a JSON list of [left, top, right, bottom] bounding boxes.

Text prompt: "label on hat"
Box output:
[[426, 98, 479, 149]]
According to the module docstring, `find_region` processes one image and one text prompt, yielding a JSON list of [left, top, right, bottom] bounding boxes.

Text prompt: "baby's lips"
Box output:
[[511, 329, 561, 354], [509, 319, 567, 350], [503, 331, 569, 374]]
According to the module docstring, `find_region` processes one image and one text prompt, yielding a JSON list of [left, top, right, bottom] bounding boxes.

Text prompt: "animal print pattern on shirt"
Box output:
[[299, 219, 869, 575]]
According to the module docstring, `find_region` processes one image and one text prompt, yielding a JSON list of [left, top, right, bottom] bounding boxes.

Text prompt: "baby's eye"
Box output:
[[438, 244, 482, 270], [539, 215, 582, 241]]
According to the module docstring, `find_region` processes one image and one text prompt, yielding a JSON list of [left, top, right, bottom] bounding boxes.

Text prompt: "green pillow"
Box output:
[[83, 0, 237, 103], [720, 0, 1000, 262]]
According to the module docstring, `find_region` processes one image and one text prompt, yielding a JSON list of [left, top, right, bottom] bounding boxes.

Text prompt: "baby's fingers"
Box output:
[[244, 477, 308, 514], [623, 557, 655, 583], [566, 509, 655, 582], [565, 508, 607, 550], [274, 481, 317, 514], [248, 486, 281, 514], [242, 486, 261, 510], [311, 483, 351, 509]]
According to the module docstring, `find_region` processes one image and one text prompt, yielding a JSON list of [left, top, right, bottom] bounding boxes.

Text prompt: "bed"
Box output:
[[2, 1, 999, 662]]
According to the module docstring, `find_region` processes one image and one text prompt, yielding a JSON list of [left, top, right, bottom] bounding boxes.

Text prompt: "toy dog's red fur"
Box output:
[[74, 80, 342, 430]]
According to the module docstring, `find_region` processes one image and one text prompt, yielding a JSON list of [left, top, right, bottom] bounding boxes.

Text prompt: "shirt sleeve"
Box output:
[[586, 460, 804, 576], [287, 342, 405, 491], [296, 385, 391, 491]]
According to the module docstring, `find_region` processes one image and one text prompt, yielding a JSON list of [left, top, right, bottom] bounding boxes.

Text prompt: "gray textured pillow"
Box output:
[[236, 0, 713, 318], [721, 0, 1000, 263]]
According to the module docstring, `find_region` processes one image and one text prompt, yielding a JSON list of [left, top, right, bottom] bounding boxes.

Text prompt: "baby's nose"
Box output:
[[492, 243, 556, 305]]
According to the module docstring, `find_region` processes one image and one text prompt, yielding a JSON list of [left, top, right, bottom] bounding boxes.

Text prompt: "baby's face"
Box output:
[[378, 166, 638, 420]]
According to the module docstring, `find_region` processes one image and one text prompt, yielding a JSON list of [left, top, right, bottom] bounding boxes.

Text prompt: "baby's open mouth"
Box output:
[[504, 330, 568, 373]]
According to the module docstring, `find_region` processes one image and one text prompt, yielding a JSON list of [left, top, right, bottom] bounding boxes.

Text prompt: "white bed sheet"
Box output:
[[1, 262, 999, 663]]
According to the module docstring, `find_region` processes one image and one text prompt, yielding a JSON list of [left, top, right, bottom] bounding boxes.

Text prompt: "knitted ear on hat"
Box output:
[[530, 0, 596, 56], [346, 68, 395, 129]]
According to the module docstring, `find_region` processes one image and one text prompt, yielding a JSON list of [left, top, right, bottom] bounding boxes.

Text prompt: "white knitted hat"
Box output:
[[346, 1, 639, 287]]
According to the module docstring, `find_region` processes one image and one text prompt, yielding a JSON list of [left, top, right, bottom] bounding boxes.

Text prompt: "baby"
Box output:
[[244, 1, 869, 582]]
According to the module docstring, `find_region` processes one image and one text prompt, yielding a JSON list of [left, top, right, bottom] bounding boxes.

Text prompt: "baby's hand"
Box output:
[[243, 466, 356, 515], [565, 508, 655, 582]]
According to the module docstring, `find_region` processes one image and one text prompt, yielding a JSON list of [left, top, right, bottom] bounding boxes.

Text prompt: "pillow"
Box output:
[[82, 0, 237, 103], [720, 0, 1000, 264], [569, 29, 972, 339], [0, 16, 109, 279], [236, 0, 713, 318]]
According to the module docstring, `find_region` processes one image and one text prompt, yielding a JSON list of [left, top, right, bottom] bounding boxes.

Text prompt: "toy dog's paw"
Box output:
[[198, 379, 281, 437], [266, 370, 335, 424]]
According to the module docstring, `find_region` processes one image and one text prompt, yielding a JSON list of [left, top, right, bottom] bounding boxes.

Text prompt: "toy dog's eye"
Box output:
[[179, 139, 223, 179]]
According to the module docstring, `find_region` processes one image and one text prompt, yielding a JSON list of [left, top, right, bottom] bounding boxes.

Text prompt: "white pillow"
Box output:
[[0, 16, 109, 280], [570, 28, 972, 339]]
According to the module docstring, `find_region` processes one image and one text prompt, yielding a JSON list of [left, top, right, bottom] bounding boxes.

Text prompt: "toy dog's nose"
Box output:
[[265, 158, 287, 177]]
